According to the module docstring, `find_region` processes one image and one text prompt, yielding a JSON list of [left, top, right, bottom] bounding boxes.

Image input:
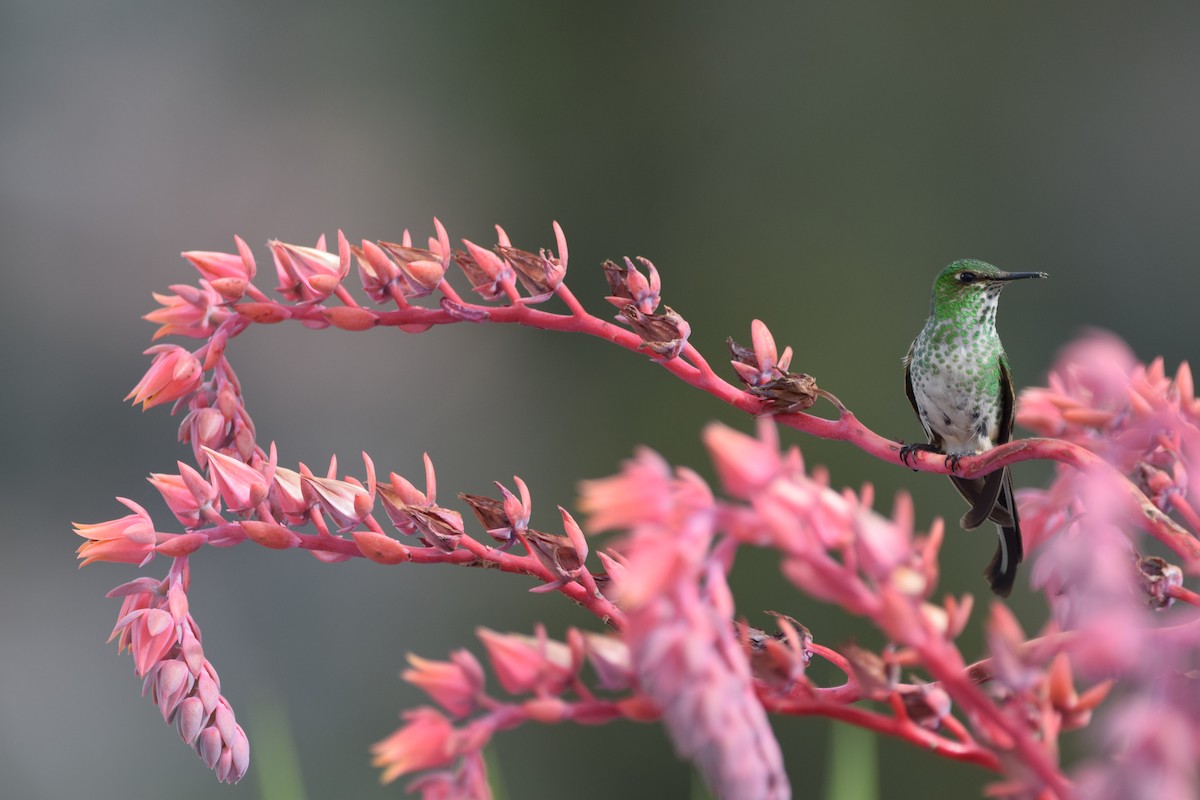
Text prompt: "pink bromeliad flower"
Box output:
[[85, 219, 1200, 798]]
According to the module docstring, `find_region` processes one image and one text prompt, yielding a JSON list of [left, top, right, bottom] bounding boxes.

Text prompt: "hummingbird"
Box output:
[[900, 260, 1047, 596]]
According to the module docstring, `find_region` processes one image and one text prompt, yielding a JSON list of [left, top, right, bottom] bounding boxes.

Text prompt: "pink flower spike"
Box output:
[[127, 345, 204, 410], [202, 446, 269, 511], [74, 498, 159, 567]]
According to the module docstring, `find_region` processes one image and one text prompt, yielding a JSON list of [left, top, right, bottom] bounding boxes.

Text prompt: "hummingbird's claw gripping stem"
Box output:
[[898, 442, 940, 470]]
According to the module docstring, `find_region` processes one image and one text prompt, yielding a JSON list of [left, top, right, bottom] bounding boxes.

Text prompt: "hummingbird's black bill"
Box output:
[[994, 271, 1049, 281]]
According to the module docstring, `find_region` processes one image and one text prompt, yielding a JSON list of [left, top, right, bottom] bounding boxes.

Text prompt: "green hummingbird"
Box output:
[[900, 260, 1047, 596]]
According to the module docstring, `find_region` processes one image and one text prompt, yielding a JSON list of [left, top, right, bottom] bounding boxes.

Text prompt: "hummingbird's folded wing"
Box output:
[[954, 468, 1013, 530]]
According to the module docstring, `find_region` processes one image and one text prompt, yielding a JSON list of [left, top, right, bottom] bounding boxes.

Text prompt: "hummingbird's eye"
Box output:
[[957, 271, 977, 284]]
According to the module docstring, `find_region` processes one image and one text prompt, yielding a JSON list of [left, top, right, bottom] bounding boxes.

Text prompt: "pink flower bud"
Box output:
[[240, 520, 302, 549], [353, 530, 411, 564]]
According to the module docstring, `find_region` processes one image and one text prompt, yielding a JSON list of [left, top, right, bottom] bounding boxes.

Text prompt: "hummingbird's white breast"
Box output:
[[908, 308, 1004, 455]]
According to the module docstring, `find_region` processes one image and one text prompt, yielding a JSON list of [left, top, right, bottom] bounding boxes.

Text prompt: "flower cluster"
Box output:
[[1017, 332, 1200, 796], [372, 625, 657, 799], [105, 561, 249, 783], [79, 218, 1200, 798]]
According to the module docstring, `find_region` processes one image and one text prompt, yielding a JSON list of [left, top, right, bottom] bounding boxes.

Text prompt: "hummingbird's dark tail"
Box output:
[[984, 471, 1024, 596]]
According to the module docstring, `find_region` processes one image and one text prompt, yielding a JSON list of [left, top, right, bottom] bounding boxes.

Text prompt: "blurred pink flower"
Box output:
[[476, 626, 573, 696], [403, 651, 485, 719], [578, 446, 675, 533], [626, 560, 790, 800], [371, 708, 461, 784], [704, 418, 784, 500], [406, 751, 492, 800]]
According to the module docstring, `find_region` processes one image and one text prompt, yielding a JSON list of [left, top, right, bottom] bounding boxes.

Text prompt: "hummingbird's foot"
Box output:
[[944, 451, 976, 473], [899, 442, 940, 469]]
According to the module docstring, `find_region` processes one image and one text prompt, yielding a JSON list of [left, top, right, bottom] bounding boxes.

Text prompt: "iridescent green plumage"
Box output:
[[901, 260, 1047, 596]]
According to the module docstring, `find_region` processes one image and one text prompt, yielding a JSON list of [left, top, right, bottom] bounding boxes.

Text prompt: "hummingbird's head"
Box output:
[[930, 259, 1047, 318]]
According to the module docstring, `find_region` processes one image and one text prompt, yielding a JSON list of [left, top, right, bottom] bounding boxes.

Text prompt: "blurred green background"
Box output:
[[4, 2, 1198, 798]]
